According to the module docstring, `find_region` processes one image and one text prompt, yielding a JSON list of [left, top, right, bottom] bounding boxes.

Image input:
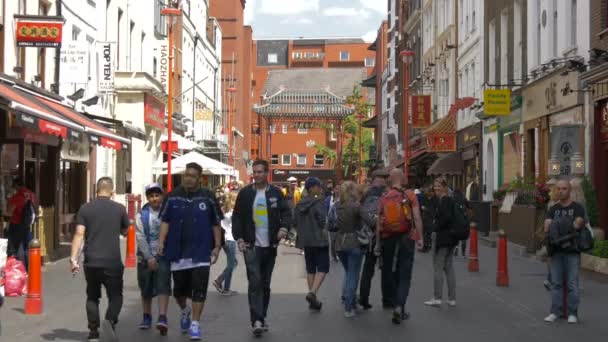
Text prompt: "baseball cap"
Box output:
[[145, 182, 163, 195], [304, 177, 322, 190]]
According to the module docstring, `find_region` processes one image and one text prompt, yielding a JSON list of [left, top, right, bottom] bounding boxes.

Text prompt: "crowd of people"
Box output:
[[63, 158, 590, 341]]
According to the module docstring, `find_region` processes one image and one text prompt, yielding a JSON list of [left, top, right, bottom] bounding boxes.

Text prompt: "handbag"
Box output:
[[577, 224, 595, 253], [356, 223, 374, 246]]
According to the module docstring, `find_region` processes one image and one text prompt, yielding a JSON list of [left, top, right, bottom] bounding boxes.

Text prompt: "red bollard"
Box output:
[[468, 222, 479, 272], [24, 239, 43, 314], [496, 230, 509, 287], [125, 220, 136, 268]]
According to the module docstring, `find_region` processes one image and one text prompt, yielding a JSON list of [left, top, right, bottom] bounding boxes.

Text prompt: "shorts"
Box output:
[[137, 257, 172, 299], [304, 246, 330, 274], [172, 266, 210, 302]]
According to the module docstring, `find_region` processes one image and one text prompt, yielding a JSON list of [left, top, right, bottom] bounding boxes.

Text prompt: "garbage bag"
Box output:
[[4, 257, 27, 297]]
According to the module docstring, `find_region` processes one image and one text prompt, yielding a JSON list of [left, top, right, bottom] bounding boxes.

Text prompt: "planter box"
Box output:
[[592, 228, 605, 241], [498, 205, 538, 253], [581, 253, 608, 275]]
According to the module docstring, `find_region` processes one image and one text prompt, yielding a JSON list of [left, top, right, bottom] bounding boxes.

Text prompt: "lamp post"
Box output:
[[400, 50, 415, 180], [227, 86, 237, 169], [161, 6, 182, 192]]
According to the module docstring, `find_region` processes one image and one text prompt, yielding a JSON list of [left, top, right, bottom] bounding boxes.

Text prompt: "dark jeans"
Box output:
[[359, 247, 378, 304], [7, 223, 29, 271], [380, 234, 415, 309], [218, 240, 238, 291], [84, 266, 124, 330], [243, 246, 277, 325], [550, 252, 580, 316]]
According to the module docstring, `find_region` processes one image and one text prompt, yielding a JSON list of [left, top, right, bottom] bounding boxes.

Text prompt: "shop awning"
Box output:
[[160, 133, 199, 151], [361, 74, 377, 88], [154, 151, 234, 176], [362, 115, 377, 128], [427, 152, 463, 176], [0, 77, 130, 150]]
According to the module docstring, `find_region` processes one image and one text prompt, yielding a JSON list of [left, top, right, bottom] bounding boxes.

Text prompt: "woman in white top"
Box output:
[[213, 191, 238, 295]]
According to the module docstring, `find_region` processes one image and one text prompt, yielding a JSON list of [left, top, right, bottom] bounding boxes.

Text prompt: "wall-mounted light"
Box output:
[[570, 152, 584, 176], [548, 157, 561, 177]]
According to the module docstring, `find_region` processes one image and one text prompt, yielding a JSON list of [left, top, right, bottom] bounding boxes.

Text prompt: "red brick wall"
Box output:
[[591, 0, 608, 51]]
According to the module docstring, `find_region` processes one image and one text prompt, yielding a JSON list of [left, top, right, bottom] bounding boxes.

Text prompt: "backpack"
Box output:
[[360, 194, 381, 229], [449, 198, 470, 241], [21, 200, 35, 226], [326, 203, 338, 233], [379, 189, 412, 237]]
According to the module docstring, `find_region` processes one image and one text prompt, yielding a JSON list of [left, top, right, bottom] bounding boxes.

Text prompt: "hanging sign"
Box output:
[[16, 18, 63, 48], [427, 134, 456, 152], [411, 95, 432, 128], [484, 89, 511, 116], [97, 42, 117, 92]]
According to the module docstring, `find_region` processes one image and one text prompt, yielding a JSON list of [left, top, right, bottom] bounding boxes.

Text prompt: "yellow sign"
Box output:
[[484, 89, 511, 116], [195, 107, 213, 121]]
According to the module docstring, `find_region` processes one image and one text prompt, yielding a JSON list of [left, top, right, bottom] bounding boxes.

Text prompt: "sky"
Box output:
[[244, 0, 388, 41]]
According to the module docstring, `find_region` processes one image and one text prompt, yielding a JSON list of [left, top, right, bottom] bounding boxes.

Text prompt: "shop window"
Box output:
[[271, 154, 279, 165], [314, 154, 324, 166], [282, 154, 291, 166], [297, 154, 307, 166], [502, 131, 520, 183], [268, 53, 278, 64]]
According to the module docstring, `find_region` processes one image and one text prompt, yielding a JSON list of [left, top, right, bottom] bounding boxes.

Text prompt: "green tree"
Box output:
[[314, 85, 375, 179]]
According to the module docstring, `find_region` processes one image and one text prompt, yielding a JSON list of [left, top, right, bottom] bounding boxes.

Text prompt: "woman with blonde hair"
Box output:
[[334, 181, 364, 318], [212, 191, 239, 296]]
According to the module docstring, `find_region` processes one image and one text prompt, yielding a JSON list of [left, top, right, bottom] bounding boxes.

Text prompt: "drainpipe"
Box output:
[[213, 66, 217, 135], [54, 0, 62, 94]]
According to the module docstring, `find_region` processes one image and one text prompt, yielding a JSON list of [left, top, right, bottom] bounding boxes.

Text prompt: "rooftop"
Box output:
[[262, 68, 368, 98]]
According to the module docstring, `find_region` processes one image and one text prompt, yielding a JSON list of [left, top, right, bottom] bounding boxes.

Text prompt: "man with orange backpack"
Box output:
[[375, 168, 424, 325]]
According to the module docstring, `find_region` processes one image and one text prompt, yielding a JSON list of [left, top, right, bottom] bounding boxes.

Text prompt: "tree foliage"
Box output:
[[314, 85, 375, 179]]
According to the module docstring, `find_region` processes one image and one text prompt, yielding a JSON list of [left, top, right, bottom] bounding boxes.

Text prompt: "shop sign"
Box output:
[[195, 107, 213, 121], [271, 168, 336, 182], [60, 42, 90, 85], [158, 42, 169, 93], [458, 123, 481, 148], [484, 89, 511, 116], [144, 94, 165, 130], [97, 42, 117, 92], [427, 134, 456, 152], [411, 95, 432, 128], [16, 18, 63, 48], [61, 135, 90, 162], [523, 71, 580, 121]]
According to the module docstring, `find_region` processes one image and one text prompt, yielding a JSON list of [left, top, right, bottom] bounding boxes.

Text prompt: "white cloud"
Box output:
[[260, 0, 319, 15], [359, 0, 387, 14], [322, 7, 358, 16], [297, 18, 314, 24], [362, 30, 377, 43], [279, 18, 290, 25], [244, 0, 257, 25]]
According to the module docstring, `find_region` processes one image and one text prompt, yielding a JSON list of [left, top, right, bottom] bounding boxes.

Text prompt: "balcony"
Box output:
[[292, 52, 325, 62]]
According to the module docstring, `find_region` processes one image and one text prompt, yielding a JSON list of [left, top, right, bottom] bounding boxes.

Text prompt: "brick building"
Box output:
[[252, 37, 375, 183], [209, 0, 253, 180]]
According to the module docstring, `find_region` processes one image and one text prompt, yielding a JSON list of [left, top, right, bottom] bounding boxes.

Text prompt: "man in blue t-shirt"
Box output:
[[158, 163, 222, 341]]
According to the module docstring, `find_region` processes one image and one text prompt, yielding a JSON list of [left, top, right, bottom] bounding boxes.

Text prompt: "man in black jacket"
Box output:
[[232, 160, 291, 337]]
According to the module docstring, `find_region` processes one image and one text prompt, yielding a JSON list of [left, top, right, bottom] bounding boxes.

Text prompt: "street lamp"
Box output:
[[161, 6, 182, 192], [227, 86, 237, 170], [400, 49, 415, 180]]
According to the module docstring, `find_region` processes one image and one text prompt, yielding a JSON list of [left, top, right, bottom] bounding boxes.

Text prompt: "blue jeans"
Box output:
[[338, 247, 363, 312], [550, 252, 580, 316], [380, 234, 415, 309], [218, 240, 238, 290]]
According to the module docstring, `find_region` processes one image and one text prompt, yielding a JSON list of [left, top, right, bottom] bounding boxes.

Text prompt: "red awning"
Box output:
[[0, 82, 83, 137]]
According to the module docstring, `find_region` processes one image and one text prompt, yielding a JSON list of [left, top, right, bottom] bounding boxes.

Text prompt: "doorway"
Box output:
[[486, 139, 495, 200]]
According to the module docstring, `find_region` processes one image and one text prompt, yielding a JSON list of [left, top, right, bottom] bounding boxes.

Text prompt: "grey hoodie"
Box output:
[[295, 194, 328, 248]]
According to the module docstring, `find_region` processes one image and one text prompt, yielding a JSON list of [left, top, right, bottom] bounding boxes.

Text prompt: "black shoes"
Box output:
[[87, 330, 100, 341], [391, 307, 410, 325], [306, 292, 323, 311], [358, 299, 373, 310]]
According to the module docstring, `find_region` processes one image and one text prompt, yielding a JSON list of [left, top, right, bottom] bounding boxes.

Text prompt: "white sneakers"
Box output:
[[344, 310, 356, 318], [544, 313, 579, 324], [446, 300, 457, 307], [544, 314, 558, 323], [424, 299, 442, 307]]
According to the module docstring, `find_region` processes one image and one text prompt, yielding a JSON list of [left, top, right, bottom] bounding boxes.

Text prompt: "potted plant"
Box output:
[[581, 240, 608, 275], [582, 176, 604, 241]]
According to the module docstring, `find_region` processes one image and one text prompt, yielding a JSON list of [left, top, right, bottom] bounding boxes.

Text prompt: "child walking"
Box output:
[[213, 191, 238, 296]]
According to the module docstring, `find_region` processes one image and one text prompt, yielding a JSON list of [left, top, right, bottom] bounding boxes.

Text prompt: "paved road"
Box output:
[[2, 240, 608, 341]]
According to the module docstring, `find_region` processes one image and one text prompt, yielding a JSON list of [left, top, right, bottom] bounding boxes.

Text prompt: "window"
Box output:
[[154, 0, 168, 36], [268, 53, 278, 64], [340, 51, 350, 61], [282, 154, 291, 166], [281, 123, 288, 134], [314, 154, 324, 166], [472, 10, 476, 31], [297, 154, 307, 166], [365, 57, 375, 67], [297, 127, 308, 134], [571, 0, 577, 47], [329, 124, 337, 141], [72, 25, 81, 41], [269, 124, 276, 134], [271, 154, 279, 165]]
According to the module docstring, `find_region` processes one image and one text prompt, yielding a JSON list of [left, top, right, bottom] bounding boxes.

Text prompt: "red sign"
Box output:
[[427, 134, 456, 152], [412, 95, 432, 128], [144, 94, 165, 130], [101, 137, 121, 150], [16, 19, 63, 48], [38, 119, 67, 138], [161, 140, 178, 152]]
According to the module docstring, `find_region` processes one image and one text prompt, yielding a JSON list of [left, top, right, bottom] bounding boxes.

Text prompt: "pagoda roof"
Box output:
[[253, 89, 354, 118], [262, 68, 368, 98]]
